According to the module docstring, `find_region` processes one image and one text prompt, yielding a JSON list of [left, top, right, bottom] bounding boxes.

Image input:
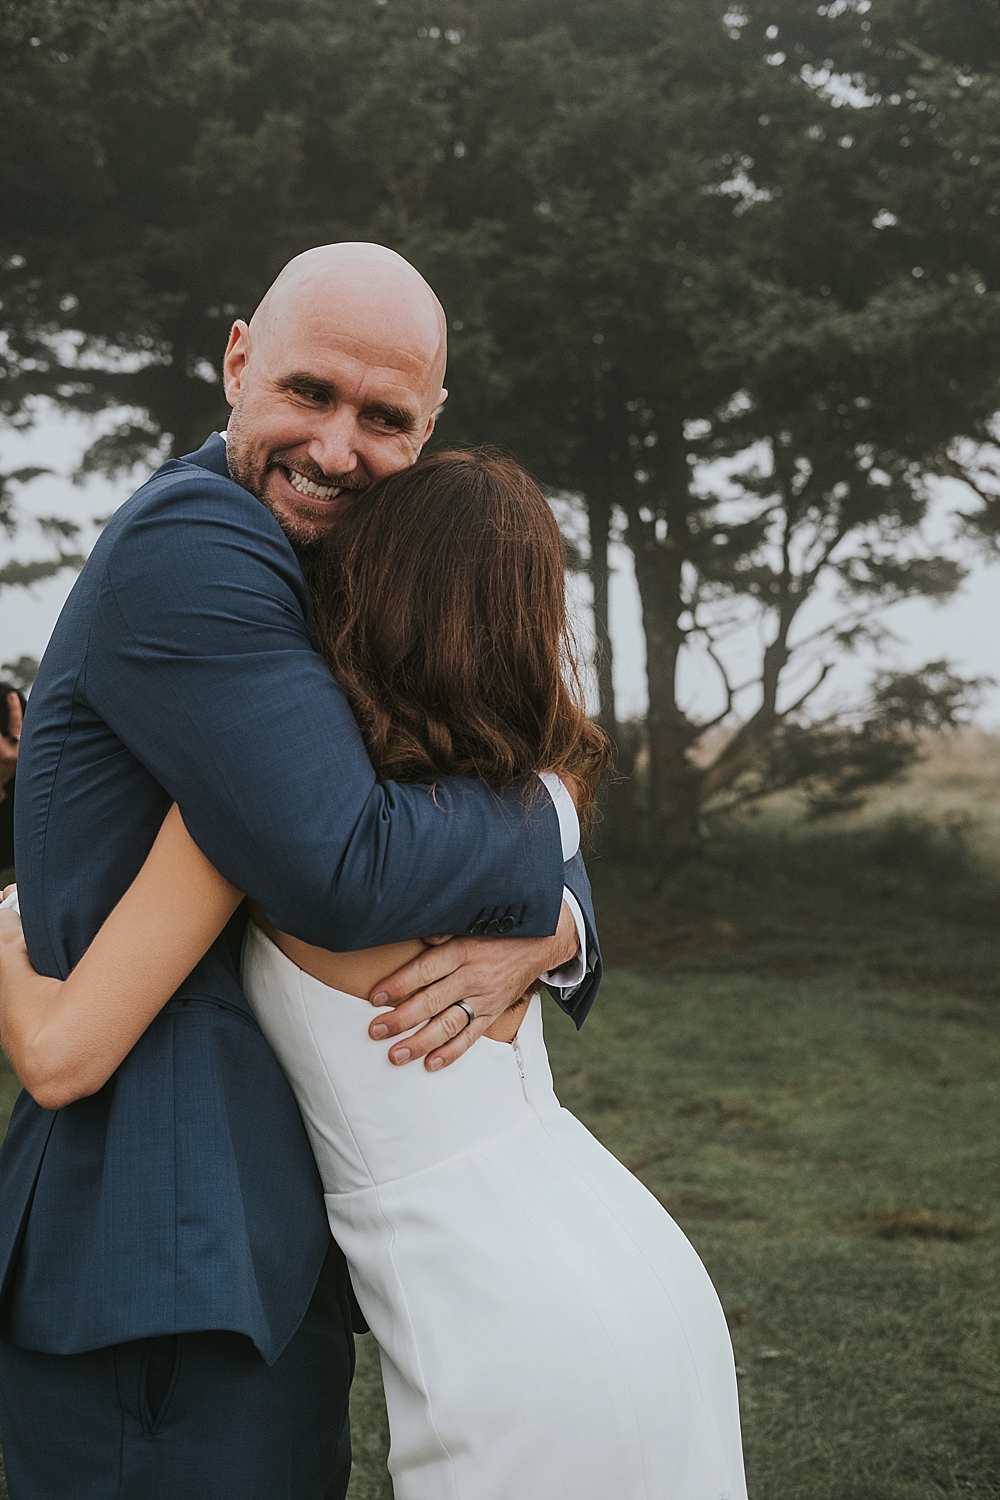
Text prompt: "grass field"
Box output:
[[342, 965, 1000, 1500], [1, 765, 998, 1498]]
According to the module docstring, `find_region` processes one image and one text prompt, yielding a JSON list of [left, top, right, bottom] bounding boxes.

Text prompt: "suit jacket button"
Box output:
[[484, 918, 500, 935], [469, 919, 487, 936], [497, 915, 515, 933]]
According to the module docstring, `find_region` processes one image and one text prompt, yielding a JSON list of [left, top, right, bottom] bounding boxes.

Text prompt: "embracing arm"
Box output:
[[85, 465, 566, 952], [0, 804, 582, 1099], [0, 806, 241, 1110]]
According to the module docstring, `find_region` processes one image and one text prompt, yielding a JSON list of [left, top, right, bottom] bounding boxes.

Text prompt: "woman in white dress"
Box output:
[[0, 451, 747, 1500]]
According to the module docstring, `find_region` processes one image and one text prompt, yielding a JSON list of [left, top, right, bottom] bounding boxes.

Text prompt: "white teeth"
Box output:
[[287, 469, 342, 500]]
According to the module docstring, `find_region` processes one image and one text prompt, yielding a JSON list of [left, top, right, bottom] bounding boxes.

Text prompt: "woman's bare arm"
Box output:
[[0, 801, 543, 1110], [0, 804, 242, 1110]]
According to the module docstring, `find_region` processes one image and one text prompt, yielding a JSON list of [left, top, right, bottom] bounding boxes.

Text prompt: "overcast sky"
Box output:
[[2, 404, 998, 728]]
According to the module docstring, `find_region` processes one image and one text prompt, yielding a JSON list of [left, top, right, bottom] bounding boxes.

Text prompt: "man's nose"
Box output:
[[308, 409, 362, 479]]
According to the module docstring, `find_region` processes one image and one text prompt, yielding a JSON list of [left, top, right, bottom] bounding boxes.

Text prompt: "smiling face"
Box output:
[[222, 244, 448, 548]]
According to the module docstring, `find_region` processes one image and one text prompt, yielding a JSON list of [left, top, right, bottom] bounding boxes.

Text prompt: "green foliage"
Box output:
[[0, 555, 84, 589], [3, 0, 1000, 846], [0, 468, 49, 535], [742, 717, 925, 818], [719, 662, 994, 817], [0, 468, 86, 602], [595, 806, 1000, 1001], [714, 812, 1000, 927], [0, 657, 39, 693], [871, 660, 994, 730]]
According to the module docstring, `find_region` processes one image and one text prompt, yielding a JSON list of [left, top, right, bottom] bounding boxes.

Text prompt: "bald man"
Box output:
[[225, 243, 449, 549], [0, 245, 600, 1500]]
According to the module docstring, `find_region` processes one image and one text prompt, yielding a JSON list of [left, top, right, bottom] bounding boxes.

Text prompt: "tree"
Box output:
[[3, 0, 997, 852], [0, 467, 86, 654], [715, 660, 992, 818], [3, 0, 382, 462], [407, 0, 1000, 850]]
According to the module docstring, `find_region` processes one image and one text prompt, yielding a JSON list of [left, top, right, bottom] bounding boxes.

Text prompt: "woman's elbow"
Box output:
[[25, 1077, 93, 1111], [24, 1072, 105, 1112], [23, 1079, 70, 1112], [14, 1041, 108, 1112]]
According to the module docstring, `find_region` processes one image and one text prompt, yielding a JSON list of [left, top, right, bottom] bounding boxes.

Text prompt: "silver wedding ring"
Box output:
[[453, 999, 475, 1029]]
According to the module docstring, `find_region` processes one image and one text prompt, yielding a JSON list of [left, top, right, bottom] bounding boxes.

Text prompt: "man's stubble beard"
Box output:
[[224, 404, 360, 560]]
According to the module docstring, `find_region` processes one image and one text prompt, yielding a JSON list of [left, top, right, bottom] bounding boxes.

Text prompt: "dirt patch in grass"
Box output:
[[839, 1208, 991, 1241], [657, 1189, 732, 1219]]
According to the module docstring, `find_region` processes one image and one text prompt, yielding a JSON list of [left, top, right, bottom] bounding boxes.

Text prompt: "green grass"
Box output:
[[347, 1337, 393, 1500], [2, 810, 999, 1499], [557, 969, 999, 1499], [592, 813, 1000, 1003], [345, 968, 1000, 1499], [1, 970, 997, 1500]]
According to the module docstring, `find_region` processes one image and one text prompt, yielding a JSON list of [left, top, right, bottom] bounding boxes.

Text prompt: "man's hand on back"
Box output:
[[367, 899, 580, 1070]]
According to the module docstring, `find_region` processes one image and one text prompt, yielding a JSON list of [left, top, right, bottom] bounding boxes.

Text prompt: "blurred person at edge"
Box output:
[[0, 685, 24, 882]]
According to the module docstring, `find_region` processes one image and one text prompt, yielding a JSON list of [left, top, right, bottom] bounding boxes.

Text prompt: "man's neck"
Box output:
[[293, 541, 325, 592]]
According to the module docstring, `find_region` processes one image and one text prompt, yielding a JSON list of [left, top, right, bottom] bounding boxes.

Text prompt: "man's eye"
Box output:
[[294, 387, 326, 404]]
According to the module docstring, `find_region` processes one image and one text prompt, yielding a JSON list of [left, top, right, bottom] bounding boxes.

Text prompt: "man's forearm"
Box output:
[[542, 899, 582, 974]]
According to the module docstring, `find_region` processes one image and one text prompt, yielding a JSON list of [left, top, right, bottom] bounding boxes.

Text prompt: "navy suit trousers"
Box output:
[[0, 1243, 354, 1500]]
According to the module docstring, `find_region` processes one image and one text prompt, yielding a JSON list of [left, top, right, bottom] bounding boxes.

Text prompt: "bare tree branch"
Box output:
[[699, 637, 737, 727], [779, 662, 833, 719]]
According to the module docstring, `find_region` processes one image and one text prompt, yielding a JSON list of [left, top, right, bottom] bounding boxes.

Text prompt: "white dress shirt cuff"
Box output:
[[535, 775, 584, 989], [538, 888, 587, 990]]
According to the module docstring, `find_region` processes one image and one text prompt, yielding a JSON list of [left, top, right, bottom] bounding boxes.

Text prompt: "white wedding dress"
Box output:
[[242, 922, 747, 1500]]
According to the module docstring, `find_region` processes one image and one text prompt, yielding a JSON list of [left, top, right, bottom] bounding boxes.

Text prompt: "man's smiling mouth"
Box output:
[[284, 467, 345, 502]]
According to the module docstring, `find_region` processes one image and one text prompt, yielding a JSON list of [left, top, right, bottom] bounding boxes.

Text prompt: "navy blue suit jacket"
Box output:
[[0, 435, 601, 1363]]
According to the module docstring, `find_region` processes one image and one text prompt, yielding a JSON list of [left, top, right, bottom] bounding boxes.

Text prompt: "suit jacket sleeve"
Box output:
[[83, 469, 567, 951], [543, 852, 601, 1027]]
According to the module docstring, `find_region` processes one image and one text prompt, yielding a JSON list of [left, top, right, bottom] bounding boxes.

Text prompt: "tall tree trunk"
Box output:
[[622, 445, 703, 856], [586, 490, 641, 855], [587, 490, 617, 739]]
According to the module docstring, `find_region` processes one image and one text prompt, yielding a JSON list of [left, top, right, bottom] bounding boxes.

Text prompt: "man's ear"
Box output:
[[222, 321, 252, 407], [420, 387, 448, 447]]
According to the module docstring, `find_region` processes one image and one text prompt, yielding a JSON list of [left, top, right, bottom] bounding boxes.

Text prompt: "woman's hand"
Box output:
[[0, 901, 31, 984], [0, 904, 26, 957], [0, 905, 67, 1107]]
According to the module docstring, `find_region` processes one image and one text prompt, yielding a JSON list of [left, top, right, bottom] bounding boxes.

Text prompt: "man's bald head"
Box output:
[[250, 243, 447, 393], [222, 242, 450, 548]]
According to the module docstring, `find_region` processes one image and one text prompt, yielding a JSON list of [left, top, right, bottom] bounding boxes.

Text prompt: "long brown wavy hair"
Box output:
[[311, 449, 611, 831]]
